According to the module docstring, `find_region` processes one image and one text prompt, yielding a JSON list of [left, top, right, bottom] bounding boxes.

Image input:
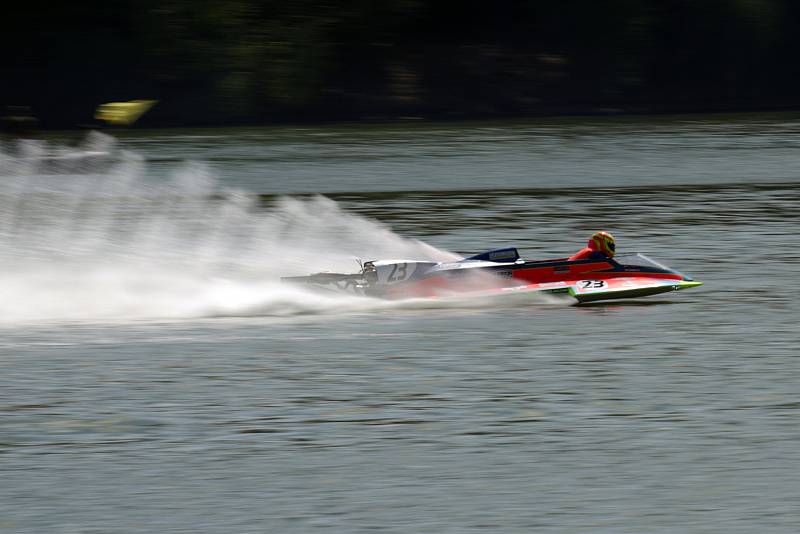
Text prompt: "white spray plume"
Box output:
[[0, 138, 464, 324]]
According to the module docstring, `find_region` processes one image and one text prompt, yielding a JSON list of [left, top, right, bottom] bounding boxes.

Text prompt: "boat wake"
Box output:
[[2, 136, 533, 324]]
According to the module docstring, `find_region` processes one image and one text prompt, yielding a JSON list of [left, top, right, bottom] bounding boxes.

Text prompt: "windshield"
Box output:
[[614, 253, 688, 278]]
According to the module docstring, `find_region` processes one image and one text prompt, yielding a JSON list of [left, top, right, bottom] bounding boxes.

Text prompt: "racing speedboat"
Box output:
[[282, 247, 703, 304]]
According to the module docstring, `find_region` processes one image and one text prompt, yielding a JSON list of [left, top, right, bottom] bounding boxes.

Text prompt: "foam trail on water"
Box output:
[[0, 131, 117, 177], [0, 139, 466, 324]]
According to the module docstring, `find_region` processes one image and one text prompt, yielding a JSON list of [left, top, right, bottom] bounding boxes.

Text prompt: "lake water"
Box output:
[[1, 114, 799, 533]]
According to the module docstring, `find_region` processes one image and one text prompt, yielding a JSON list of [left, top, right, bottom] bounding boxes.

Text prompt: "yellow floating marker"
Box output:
[[94, 99, 157, 126]]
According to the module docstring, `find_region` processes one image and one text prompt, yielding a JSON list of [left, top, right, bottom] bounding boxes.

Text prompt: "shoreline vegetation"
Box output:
[[4, 1, 800, 130]]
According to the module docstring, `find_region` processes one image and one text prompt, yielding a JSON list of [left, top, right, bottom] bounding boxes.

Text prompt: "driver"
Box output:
[[568, 231, 616, 261]]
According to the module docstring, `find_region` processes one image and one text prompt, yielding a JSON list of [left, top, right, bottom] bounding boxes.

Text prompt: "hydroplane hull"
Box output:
[[282, 248, 702, 304]]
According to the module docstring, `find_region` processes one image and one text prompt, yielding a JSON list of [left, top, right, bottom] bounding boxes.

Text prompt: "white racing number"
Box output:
[[577, 279, 607, 292]]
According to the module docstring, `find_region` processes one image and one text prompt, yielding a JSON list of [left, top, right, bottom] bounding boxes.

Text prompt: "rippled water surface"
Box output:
[[1, 115, 799, 533]]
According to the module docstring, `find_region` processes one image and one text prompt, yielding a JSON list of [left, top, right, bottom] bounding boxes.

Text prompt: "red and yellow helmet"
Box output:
[[588, 231, 616, 258]]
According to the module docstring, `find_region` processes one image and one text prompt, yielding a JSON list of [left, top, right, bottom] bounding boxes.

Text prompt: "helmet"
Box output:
[[588, 231, 616, 258]]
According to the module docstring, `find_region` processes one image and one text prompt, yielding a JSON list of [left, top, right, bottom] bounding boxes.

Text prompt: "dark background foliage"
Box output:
[[3, 0, 799, 127]]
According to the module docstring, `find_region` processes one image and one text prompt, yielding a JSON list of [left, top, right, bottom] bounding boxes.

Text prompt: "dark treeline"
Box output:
[[4, 0, 800, 128]]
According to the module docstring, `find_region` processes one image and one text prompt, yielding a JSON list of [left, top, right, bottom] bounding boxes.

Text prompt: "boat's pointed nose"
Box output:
[[677, 280, 703, 290]]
